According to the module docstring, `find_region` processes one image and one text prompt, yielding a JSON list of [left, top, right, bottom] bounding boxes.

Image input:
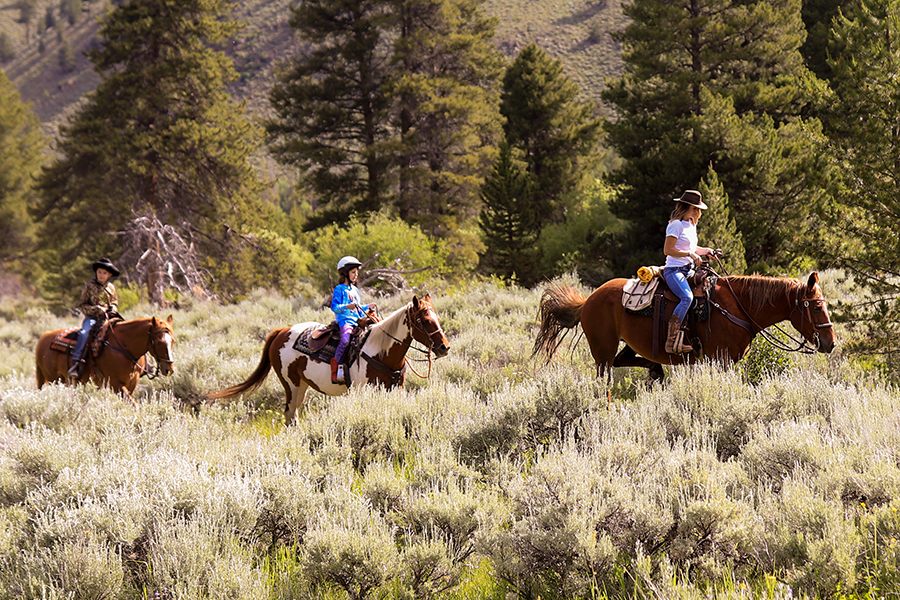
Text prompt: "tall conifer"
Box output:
[[267, 0, 394, 229], [478, 141, 539, 284], [822, 0, 900, 374], [31, 0, 289, 301], [0, 71, 44, 274], [602, 0, 834, 273], [500, 44, 602, 228]]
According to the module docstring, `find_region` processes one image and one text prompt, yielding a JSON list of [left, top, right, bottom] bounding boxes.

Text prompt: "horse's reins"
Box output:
[[370, 303, 446, 379], [104, 320, 172, 379], [706, 256, 833, 354]]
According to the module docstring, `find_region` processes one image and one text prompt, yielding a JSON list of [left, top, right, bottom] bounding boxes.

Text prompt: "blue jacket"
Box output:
[[331, 284, 370, 326]]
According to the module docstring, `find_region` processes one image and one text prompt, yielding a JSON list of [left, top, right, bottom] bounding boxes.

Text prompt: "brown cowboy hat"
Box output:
[[91, 257, 121, 277], [673, 190, 708, 210]]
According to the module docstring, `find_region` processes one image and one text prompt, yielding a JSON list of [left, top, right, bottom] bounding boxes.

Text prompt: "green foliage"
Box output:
[[307, 210, 450, 296], [31, 0, 284, 304], [501, 43, 603, 228], [698, 167, 747, 276], [478, 141, 540, 285], [266, 0, 394, 228], [0, 70, 44, 276], [602, 0, 836, 275], [820, 0, 900, 381], [538, 178, 624, 286], [738, 332, 795, 386], [269, 0, 505, 249]]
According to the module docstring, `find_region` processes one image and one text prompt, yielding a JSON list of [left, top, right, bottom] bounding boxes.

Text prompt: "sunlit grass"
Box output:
[[0, 273, 897, 599]]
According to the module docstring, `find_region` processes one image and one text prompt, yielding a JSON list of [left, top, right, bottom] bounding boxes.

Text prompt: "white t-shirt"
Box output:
[[664, 220, 697, 268]]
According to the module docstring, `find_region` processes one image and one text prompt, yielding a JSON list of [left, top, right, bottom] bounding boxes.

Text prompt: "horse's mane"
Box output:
[[722, 275, 803, 311], [370, 301, 410, 341]]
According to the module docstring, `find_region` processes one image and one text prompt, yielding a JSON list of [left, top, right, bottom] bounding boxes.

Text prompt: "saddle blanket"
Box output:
[[292, 325, 339, 362], [622, 277, 659, 311], [50, 328, 80, 353], [50, 324, 108, 357]]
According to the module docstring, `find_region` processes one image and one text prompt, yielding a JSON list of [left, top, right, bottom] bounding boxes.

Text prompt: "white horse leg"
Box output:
[[284, 379, 308, 425]]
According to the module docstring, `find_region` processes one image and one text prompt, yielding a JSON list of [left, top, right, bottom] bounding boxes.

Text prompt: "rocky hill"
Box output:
[[1, 0, 625, 136]]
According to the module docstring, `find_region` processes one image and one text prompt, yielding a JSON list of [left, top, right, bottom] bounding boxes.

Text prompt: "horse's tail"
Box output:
[[532, 284, 587, 360], [205, 328, 283, 401]]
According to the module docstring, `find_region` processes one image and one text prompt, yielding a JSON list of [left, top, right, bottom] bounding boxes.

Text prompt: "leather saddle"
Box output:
[[304, 314, 379, 353], [49, 319, 116, 357]]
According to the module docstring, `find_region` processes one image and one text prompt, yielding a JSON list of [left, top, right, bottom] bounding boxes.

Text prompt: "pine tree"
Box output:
[[0, 71, 45, 274], [500, 43, 603, 228], [822, 0, 900, 375], [390, 0, 505, 251], [31, 0, 293, 303], [478, 141, 539, 284], [697, 167, 746, 275], [602, 0, 835, 273], [267, 0, 394, 230]]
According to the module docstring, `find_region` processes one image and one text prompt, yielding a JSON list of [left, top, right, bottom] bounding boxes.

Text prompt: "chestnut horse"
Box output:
[[206, 294, 450, 425], [35, 315, 176, 402], [534, 272, 836, 380]]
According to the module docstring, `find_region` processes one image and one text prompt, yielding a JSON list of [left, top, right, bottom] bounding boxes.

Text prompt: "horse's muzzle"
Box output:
[[434, 342, 450, 358], [159, 362, 175, 376]]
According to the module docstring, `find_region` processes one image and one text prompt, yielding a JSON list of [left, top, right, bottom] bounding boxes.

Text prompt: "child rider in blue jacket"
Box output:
[[330, 256, 377, 383]]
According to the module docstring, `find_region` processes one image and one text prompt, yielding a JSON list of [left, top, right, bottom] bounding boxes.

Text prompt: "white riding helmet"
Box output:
[[337, 256, 362, 272]]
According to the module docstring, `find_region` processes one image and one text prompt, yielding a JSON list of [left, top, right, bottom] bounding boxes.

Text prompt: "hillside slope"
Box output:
[[1, 0, 625, 133]]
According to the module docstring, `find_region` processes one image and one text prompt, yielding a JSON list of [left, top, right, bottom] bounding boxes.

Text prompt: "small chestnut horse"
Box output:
[[534, 272, 836, 380], [206, 294, 450, 424], [35, 315, 176, 402]]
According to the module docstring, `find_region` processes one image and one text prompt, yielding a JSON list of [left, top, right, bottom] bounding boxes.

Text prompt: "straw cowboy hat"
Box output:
[[673, 190, 708, 210]]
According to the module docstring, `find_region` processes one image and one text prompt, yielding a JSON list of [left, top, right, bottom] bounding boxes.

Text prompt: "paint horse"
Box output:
[[35, 315, 176, 402], [533, 272, 836, 380], [206, 294, 450, 425]]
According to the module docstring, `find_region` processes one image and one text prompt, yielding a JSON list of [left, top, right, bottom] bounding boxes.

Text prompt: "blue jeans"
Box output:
[[72, 317, 96, 363], [663, 265, 694, 322], [334, 324, 353, 363]]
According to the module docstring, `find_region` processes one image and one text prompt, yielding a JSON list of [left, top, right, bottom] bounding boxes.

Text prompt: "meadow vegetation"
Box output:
[[0, 271, 898, 599]]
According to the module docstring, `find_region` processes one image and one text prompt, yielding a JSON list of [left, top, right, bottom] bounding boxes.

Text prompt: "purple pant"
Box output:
[[334, 324, 354, 362]]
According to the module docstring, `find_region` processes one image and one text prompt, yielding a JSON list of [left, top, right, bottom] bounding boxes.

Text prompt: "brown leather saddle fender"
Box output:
[[652, 270, 712, 359]]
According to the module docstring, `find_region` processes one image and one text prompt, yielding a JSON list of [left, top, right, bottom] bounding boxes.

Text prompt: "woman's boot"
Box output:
[[330, 358, 343, 383], [665, 315, 693, 354]]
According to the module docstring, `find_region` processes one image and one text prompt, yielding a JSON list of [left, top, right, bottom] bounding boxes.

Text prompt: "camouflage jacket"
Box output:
[[79, 278, 118, 320]]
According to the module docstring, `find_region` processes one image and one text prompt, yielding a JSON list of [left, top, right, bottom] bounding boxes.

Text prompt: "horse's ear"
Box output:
[[423, 293, 432, 303], [167, 314, 174, 325], [151, 316, 158, 327], [807, 272, 819, 290], [412, 295, 421, 309]]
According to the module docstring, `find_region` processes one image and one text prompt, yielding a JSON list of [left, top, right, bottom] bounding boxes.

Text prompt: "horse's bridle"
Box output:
[[791, 294, 834, 352], [408, 303, 447, 353], [147, 323, 175, 377], [104, 320, 174, 379], [707, 259, 833, 354]]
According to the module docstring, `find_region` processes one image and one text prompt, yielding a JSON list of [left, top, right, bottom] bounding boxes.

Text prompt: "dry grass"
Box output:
[[0, 273, 897, 598]]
